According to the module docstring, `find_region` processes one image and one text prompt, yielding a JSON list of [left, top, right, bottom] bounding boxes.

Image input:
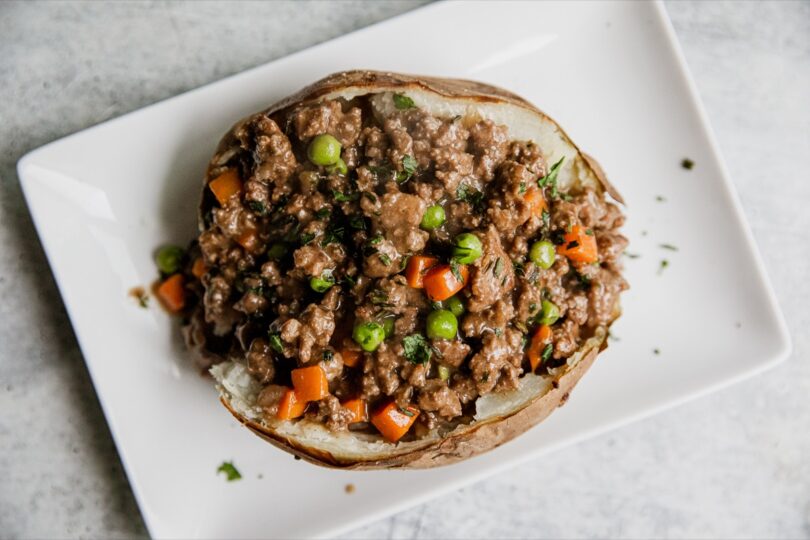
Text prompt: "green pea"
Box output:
[[307, 134, 342, 166], [426, 309, 458, 340], [382, 317, 395, 338], [420, 205, 446, 230], [155, 245, 184, 275], [327, 157, 348, 175], [452, 233, 483, 264], [444, 296, 465, 318], [266, 242, 288, 260], [309, 272, 335, 293], [437, 365, 451, 381], [352, 322, 386, 352], [529, 240, 556, 269], [538, 299, 560, 326]]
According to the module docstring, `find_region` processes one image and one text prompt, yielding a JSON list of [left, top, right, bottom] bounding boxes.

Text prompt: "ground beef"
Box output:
[[180, 92, 626, 439]]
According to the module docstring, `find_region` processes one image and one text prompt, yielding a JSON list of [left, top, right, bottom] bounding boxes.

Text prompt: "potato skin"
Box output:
[[221, 341, 604, 469], [211, 70, 622, 469]]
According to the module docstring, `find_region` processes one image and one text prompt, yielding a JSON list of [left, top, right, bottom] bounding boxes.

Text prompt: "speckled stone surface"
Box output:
[[1, 1, 808, 538]]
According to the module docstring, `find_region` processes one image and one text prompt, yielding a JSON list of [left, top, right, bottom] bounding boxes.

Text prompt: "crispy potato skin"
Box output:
[[221, 340, 605, 469], [210, 70, 622, 469]]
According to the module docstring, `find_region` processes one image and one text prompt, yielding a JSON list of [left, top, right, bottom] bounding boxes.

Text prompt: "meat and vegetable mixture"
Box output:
[[156, 92, 627, 443]]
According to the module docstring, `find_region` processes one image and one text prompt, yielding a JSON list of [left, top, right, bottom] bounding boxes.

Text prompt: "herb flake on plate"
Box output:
[[217, 461, 242, 482]]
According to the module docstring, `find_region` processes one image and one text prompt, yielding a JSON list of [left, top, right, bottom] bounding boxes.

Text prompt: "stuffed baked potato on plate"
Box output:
[[158, 70, 628, 468]]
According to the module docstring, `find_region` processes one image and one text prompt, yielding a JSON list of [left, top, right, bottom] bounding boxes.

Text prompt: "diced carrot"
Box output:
[[235, 228, 259, 253], [340, 347, 363, 368], [156, 274, 185, 313], [371, 401, 419, 443], [523, 188, 547, 217], [341, 398, 368, 424], [208, 169, 242, 206], [527, 325, 553, 372], [191, 257, 207, 279], [423, 264, 469, 302], [405, 255, 439, 288], [291, 365, 329, 402], [557, 225, 598, 264], [276, 389, 307, 420]]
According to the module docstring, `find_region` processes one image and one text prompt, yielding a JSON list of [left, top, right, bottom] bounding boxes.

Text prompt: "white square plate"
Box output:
[[18, 1, 790, 538]]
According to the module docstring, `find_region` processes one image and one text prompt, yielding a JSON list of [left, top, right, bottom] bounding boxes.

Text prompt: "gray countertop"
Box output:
[[1, 1, 808, 538]]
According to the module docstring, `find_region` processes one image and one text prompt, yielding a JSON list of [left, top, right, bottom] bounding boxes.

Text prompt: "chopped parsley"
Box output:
[[399, 406, 416, 417], [541, 209, 551, 231], [349, 215, 367, 230], [624, 251, 641, 259], [332, 190, 358, 202], [268, 333, 284, 353], [456, 183, 486, 213], [378, 253, 392, 266], [320, 224, 345, 247], [541, 343, 553, 363], [450, 258, 464, 282], [518, 182, 527, 194], [369, 234, 383, 246], [368, 288, 390, 306], [246, 200, 267, 216], [397, 155, 418, 183], [538, 156, 564, 198], [392, 93, 415, 110], [658, 259, 669, 274], [403, 334, 432, 364], [656, 195, 667, 202], [653, 348, 661, 355], [314, 208, 330, 220], [299, 232, 316, 245], [217, 461, 242, 482], [681, 158, 694, 170], [659, 243, 678, 251]]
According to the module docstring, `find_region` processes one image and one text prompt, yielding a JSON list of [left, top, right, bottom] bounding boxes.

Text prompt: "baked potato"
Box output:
[[178, 70, 627, 469]]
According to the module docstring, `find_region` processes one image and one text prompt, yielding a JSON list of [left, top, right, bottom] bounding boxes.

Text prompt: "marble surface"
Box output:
[[1, 1, 808, 538]]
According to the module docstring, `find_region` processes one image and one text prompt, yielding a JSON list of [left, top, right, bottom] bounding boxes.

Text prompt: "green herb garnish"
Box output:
[[659, 243, 678, 251], [538, 157, 564, 199], [541, 343, 553, 363], [268, 333, 283, 353], [247, 200, 267, 216], [320, 225, 345, 247], [403, 334, 432, 364], [393, 93, 415, 110], [450, 258, 464, 282], [217, 461, 242, 482], [332, 190, 358, 202], [456, 183, 486, 213], [349, 215, 367, 230], [397, 155, 418, 183]]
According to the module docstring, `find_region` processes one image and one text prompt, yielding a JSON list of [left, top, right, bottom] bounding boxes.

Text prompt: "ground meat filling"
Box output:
[[184, 94, 627, 441]]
